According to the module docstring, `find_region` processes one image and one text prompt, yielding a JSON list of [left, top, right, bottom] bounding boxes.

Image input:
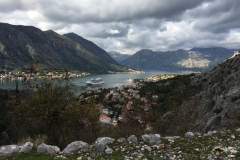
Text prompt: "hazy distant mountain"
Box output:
[[0, 22, 124, 73], [107, 51, 131, 63], [120, 48, 236, 70]]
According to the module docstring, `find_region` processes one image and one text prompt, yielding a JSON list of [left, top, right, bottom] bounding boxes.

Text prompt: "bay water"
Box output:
[[0, 69, 193, 91]]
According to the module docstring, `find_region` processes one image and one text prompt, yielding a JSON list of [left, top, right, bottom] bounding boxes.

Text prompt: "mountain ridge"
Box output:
[[0, 22, 124, 73], [120, 48, 237, 70]]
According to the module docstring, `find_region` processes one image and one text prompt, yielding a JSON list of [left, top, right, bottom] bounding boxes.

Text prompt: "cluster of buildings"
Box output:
[[145, 74, 176, 82], [0, 70, 90, 81], [79, 74, 183, 130], [109, 69, 145, 74], [79, 80, 161, 130]]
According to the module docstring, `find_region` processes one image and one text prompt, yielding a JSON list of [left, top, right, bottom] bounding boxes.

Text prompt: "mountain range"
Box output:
[[107, 51, 131, 63], [119, 48, 237, 70], [0, 23, 126, 73], [0, 22, 238, 73]]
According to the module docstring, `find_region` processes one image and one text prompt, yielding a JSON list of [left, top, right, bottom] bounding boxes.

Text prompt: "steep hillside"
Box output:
[[0, 23, 123, 73], [120, 48, 235, 70], [160, 52, 240, 135], [64, 33, 118, 66], [190, 52, 240, 132], [107, 51, 131, 63]]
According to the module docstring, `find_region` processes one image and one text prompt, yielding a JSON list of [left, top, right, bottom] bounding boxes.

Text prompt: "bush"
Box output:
[[7, 64, 100, 148]]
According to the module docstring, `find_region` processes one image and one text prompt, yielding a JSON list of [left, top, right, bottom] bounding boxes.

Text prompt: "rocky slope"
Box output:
[[120, 48, 236, 70], [161, 52, 240, 135], [0, 23, 123, 73], [191, 52, 240, 132]]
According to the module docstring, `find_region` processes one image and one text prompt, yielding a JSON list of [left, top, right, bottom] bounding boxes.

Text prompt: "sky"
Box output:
[[0, 0, 240, 54]]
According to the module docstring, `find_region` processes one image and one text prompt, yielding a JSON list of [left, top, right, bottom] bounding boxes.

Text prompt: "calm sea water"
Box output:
[[0, 69, 193, 91]]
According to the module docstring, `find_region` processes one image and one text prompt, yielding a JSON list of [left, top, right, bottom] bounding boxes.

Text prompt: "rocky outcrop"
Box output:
[[160, 54, 240, 135], [142, 134, 161, 144], [127, 135, 138, 144], [62, 141, 89, 154], [36, 143, 60, 155], [19, 142, 33, 152], [193, 55, 240, 133], [94, 137, 114, 152], [105, 146, 113, 154], [185, 132, 195, 138], [0, 145, 19, 156]]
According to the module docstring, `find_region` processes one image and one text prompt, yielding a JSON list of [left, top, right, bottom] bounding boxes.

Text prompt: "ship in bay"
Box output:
[[86, 77, 104, 85]]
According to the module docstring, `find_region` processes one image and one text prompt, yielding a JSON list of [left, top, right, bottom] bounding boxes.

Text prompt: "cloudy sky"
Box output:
[[0, 0, 240, 54]]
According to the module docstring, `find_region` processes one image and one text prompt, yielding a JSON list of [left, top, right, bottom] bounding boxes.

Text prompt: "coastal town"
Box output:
[[0, 69, 90, 81], [0, 66, 177, 130], [79, 73, 177, 131], [0, 65, 177, 132], [0, 68, 144, 81]]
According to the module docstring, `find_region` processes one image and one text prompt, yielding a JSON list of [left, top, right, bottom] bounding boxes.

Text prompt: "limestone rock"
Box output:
[[37, 143, 60, 155], [0, 145, 19, 156], [94, 137, 114, 152], [127, 135, 138, 144], [105, 147, 113, 154], [94, 142, 105, 152], [19, 142, 33, 152], [142, 134, 161, 144], [185, 132, 194, 138], [62, 141, 89, 154]]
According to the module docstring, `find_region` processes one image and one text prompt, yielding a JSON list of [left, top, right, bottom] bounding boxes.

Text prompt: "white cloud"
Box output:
[[107, 29, 121, 35]]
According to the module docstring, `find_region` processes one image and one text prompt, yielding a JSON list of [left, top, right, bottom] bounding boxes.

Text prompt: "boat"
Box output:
[[86, 77, 104, 85], [126, 78, 133, 82]]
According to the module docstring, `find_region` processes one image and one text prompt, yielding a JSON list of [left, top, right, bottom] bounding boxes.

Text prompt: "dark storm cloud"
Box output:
[[190, 0, 240, 33], [0, 0, 239, 53], [34, 0, 213, 24], [0, 0, 44, 13], [0, 0, 26, 12]]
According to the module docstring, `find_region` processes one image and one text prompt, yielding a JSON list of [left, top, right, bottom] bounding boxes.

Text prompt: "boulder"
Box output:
[[185, 132, 194, 138], [0, 145, 19, 156], [19, 142, 33, 152], [105, 147, 113, 154], [127, 135, 138, 144], [206, 130, 217, 136], [37, 143, 60, 155], [62, 141, 89, 154], [142, 134, 161, 144], [94, 137, 114, 152], [94, 142, 105, 152]]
